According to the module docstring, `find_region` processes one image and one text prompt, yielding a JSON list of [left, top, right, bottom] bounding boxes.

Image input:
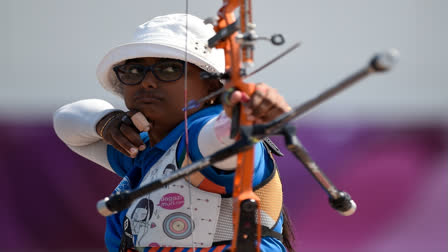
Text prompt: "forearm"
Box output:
[[53, 99, 121, 171]]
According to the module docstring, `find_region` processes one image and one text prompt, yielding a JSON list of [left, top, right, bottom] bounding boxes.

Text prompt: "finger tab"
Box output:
[[131, 112, 151, 132]]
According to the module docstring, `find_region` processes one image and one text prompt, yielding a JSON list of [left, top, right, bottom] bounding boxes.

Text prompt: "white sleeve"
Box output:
[[53, 99, 121, 172], [198, 111, 236, 170]]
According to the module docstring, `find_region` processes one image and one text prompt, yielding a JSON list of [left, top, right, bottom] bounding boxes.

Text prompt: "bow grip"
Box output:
[[230, 103, 241, 138]]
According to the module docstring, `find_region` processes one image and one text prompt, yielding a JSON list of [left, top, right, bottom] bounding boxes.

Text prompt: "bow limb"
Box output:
[[214, 1, 261, 251]]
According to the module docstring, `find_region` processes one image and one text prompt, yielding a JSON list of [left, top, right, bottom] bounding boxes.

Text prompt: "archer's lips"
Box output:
[[136, 97, 163, 103], [134, 94, 164, 104]]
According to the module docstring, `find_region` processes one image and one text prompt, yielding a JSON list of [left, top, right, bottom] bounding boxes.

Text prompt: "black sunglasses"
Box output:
[[113, 60, 185, 85]]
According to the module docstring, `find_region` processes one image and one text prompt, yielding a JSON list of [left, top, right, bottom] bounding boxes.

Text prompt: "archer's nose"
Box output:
[[140, 72, 158, 89]]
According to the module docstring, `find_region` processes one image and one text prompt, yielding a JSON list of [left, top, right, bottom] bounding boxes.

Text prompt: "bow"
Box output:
[[207, 1, 263, 251], [96, 1, 399, 251], [180, 2, 260, 250]]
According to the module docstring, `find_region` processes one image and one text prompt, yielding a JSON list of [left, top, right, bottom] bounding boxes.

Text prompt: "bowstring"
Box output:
[[182, 1, 197, 250], [183, 3, 190, 161]]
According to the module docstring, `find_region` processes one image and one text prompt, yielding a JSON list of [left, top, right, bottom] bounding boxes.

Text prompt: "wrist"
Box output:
[[96, 111, 125, 138]]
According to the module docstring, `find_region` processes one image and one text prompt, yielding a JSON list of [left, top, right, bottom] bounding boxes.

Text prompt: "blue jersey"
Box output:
[[105, 105, 285, 252]]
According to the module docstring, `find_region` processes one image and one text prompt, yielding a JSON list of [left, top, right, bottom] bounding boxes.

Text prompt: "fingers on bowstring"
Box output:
[[119, 122, 146, 151], [129, 111, 151, 132], [109, 129, 140, 158], [123, 111, 149, 151], [105, 112, 148, 158]]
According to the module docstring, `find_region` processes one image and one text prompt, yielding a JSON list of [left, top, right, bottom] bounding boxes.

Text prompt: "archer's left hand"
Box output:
[[222, 83, 291, 124]]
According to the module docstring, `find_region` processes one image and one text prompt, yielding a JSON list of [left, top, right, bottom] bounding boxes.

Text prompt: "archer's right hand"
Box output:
[[96, 111, 149, 158]]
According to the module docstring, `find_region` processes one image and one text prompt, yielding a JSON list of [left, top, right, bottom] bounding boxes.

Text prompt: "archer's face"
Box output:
[[122, 57, 211, 130]]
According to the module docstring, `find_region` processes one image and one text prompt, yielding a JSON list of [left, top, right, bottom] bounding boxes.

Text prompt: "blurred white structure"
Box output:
[[1, 0, 447, 123]]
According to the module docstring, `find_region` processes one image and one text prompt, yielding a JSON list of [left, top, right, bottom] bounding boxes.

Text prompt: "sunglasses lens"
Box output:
[[116, 64, 145, 85], [153, 61, 184, 81]]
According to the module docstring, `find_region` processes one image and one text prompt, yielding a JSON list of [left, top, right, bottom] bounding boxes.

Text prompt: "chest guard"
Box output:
[[124, 139, 283, 249], [125, 142, 221, 248]]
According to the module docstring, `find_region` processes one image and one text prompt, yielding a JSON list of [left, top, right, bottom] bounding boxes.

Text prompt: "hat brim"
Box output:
[[96, 42, 224, 96]]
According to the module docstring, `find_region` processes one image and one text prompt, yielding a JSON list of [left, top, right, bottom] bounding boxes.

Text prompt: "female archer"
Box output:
[[53, 14, 295, 252]]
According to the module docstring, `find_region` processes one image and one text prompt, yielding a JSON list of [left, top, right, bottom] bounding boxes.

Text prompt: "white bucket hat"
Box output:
[[96, 13, 225, 96]]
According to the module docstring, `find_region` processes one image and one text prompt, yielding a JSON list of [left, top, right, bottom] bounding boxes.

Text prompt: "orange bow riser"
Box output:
[[212, 1, 261, 251]]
